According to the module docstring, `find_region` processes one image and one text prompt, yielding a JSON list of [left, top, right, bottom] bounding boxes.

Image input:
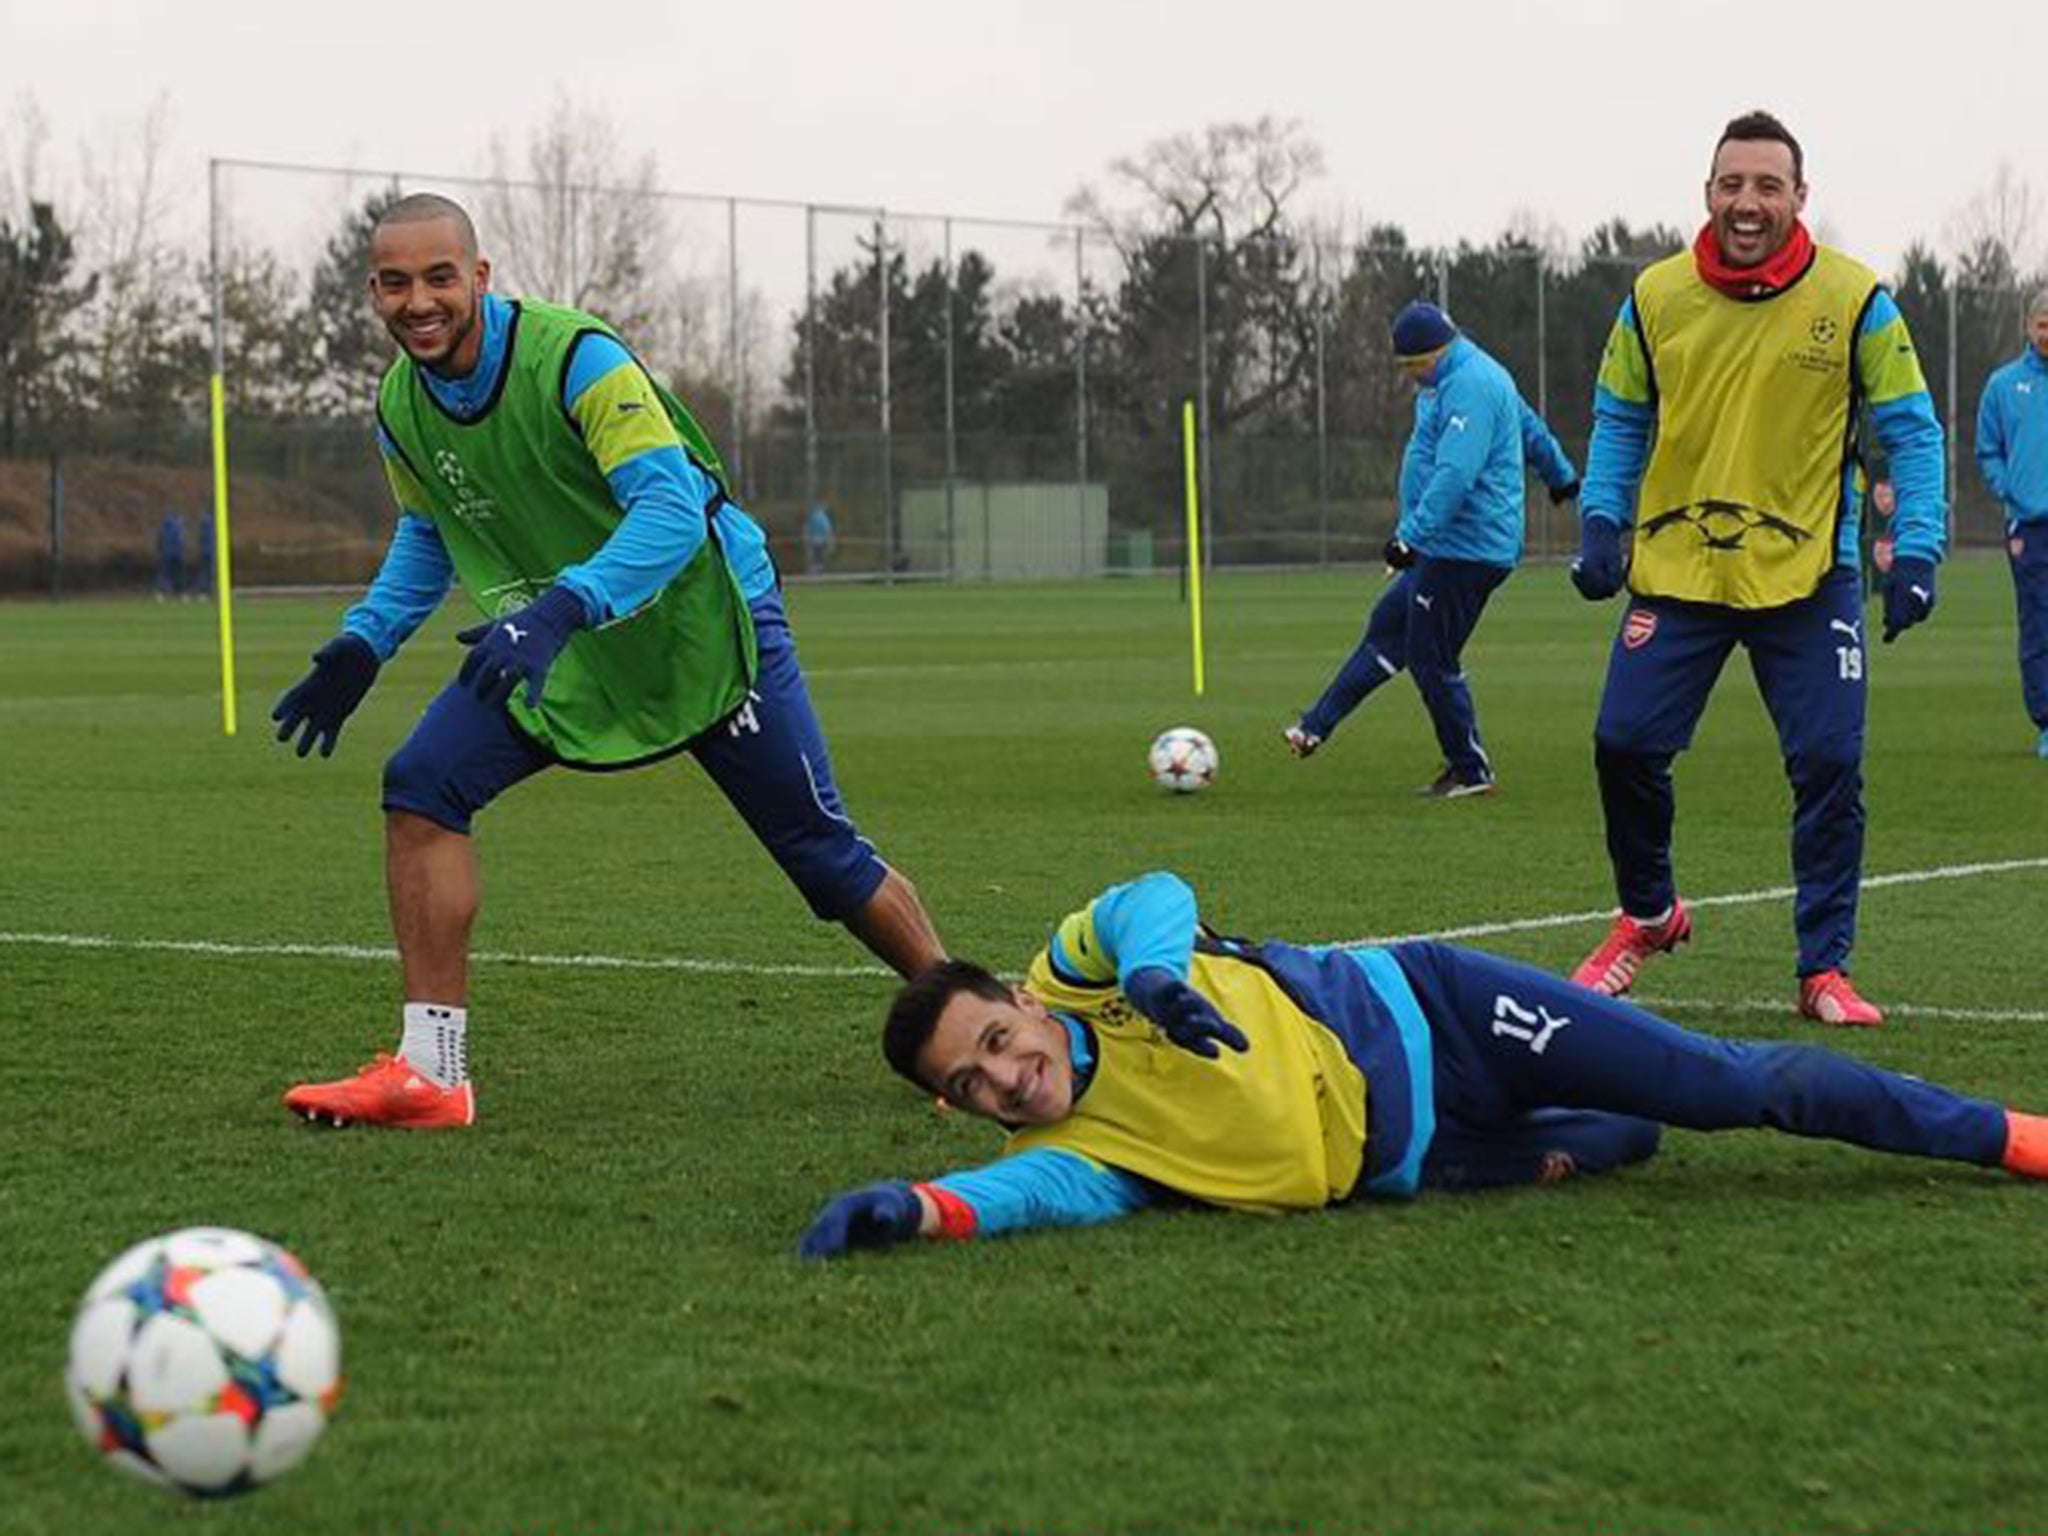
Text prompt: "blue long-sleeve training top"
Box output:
[[1976, 346, 2048, 524]]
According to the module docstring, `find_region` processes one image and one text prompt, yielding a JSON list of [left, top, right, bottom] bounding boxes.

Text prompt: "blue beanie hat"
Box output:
[[1391, 301, 1457, 358]]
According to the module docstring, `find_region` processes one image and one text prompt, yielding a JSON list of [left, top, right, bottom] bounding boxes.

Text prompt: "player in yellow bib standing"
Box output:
[[1566, 112, 1945, 1027]]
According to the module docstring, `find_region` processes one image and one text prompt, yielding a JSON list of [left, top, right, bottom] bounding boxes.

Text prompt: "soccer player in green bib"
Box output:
[[1566, 112, 1945, 1027], [270, 194, 943, 1128], [798, 870, 2048, 1257]]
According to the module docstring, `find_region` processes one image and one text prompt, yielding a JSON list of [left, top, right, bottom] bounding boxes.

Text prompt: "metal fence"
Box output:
[[1, 156, 2037, 592]]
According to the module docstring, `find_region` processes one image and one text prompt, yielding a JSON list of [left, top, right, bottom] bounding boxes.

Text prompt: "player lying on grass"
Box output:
[[800, 871, 2048, 1258]]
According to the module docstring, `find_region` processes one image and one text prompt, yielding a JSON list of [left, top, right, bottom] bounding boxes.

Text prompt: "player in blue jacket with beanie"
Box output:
[[1286, 302, 1577, 795]]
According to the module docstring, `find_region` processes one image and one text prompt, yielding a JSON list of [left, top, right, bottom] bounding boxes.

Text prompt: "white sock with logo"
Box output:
[[399, 1003, 468, 1089]]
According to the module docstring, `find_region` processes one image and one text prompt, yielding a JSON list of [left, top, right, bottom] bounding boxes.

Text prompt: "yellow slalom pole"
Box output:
[[1181, 398, 1206, 697], [208, 372, 239, 736]]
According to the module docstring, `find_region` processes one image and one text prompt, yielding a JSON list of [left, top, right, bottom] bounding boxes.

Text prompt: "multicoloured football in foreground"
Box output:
[[1149, 726, 1219, 794], [66, 1227, 342, 1497]]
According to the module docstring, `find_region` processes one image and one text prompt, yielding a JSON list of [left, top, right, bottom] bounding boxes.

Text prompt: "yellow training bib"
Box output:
[[1630, 247, 1876, 609]]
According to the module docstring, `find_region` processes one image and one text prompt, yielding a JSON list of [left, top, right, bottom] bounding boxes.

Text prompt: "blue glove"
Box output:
[[799, 1182, 924, 1261], [1881, 556, 1936, 643], [1570, 517, 1627, 601], [270, 635, 380, 759], [1382, 536, 1417, 571], [1121, 966, 1250, 1059], [454, 585, 587, 709]]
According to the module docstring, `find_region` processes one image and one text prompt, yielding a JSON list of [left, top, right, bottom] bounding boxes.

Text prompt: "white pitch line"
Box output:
[[1330, 855, 2048, 947], [0, 930, 886, 980], [4, 854, 2043, 1004], [1630, 994, 2048, 1025]]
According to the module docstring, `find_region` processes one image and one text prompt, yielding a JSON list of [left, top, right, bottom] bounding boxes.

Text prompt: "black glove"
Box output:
[[454, 585, 588, 709], [1881, 557, 1936, 643], [799, 1182, 924, 1261], [1121, 967, 1250, 1059], [1382, 536, 1418, 571], [1549, 479, 1581, 506], [270, 635, 380, 759], [1569, 517, 1626, 601]]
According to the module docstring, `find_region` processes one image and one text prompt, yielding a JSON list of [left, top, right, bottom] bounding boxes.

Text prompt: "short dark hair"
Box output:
[[1713, 110, 1804, 185], [882, 959, 1011, 1091], [374, 192, 479, 259]]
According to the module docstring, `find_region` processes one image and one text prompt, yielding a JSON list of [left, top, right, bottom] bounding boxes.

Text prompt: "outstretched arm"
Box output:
[[799, 1149, 1154, 1260], [1042, 872, 1247, 1059]]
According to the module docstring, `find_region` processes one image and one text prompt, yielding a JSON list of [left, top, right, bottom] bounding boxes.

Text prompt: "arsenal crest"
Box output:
[[1623, 609, 1658, 650]]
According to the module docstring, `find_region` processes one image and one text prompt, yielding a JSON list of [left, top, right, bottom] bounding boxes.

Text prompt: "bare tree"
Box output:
[[479, 93, 675, 340], [0, 93, 53, 218], [1945, 162, 2042, 287], [70, 93, 204, 427], [1066, 118, 1327, 436], [1067, 116, 1325, 254]]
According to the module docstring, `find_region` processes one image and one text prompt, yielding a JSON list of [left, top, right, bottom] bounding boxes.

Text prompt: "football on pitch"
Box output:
[[66, 1227, 342, 1497], [1148, 726, 1219, 793]]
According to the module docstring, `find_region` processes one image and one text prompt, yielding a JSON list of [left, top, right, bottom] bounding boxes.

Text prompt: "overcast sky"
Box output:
[[3, 0, 2042, 278]]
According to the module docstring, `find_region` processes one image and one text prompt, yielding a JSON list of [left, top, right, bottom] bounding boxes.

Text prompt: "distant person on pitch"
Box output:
[[799, 870, 2048, 1259], [269, 193, 943, 1129], [1283, 301, 1577, 797], [154, 512, 185, 601], [1566, 110, 1945, 1026], [1972, 287, 2048, 759], [804, 503, 836, 576]]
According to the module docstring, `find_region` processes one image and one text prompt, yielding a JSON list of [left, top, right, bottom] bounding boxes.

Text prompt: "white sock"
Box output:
[[1632, 903, 1674, 929], [399, 1003, 468, 1089]]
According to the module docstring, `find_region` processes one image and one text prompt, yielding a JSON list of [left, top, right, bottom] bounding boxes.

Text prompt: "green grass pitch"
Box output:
[[2, 557, 2045, 1535]]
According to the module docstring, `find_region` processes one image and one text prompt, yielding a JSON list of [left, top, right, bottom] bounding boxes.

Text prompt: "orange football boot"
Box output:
[[283, 1053, 475, 1129]]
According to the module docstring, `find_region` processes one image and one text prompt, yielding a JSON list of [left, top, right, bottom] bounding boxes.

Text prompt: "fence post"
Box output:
[[1314, 238, 1329, 567], [47, 454, 63, 597], [803, 204, 818, 529], [876, 212, 894, 583], [1536, 253, 1550, 556], [943, 217, 957, 580], [1074, 226, 1089, 571], [1945, 282, 1959, 540], [726, 196, 746, 495], [1195, 235, 1213, 572]]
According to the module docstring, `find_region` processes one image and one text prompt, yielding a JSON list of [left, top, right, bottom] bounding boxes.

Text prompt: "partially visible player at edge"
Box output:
[[1566, 110, 1945, 1026], [270, 193, 944, 1128], [1973, 287, 2048, 760], [799, 871, 2048, 1258]]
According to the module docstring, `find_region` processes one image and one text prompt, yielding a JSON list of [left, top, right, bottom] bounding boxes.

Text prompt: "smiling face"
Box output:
[[367, 214, 490, 376], [1705, 136, 1806, 269], [917, 984, 1075, 1127]]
